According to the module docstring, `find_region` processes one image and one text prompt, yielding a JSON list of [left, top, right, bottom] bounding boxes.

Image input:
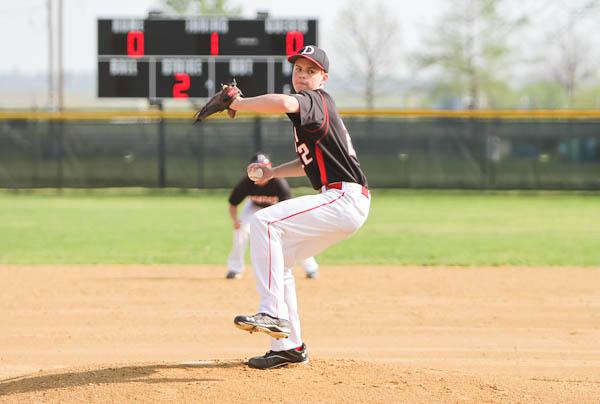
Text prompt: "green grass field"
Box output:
[[1, 188, 599, 266]]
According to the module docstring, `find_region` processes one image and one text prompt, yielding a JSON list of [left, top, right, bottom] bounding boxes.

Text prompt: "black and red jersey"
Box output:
[[228, 176, 292, 208], [286, 89, 367, 190]]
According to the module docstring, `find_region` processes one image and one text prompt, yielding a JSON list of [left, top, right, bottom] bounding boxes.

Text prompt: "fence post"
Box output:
[[196, 121, 205, 188], [157, 103, 166, 188], [253, 116, 263, 151], [480, 119, 490, 189], [469, 118, 489, 190], [53, 120, 64, 189]]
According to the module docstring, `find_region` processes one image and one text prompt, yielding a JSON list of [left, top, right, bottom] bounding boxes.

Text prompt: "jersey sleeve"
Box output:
[[290, 90, 326, 129], [228, 178, 251, 206]]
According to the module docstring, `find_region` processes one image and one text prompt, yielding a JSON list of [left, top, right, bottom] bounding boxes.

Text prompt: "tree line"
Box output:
[[164, 0, 600, 109]]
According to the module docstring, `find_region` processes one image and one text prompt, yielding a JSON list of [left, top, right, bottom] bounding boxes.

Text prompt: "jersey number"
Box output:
[[297, 143, 313, 165], [294, 128, 313, 165]]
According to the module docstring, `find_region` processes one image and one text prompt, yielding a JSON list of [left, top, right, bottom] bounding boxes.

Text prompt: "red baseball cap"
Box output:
[[287, 45, 329, 73]]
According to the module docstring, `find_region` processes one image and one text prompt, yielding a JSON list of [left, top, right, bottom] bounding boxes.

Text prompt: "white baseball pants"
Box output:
[[249, 182, 370, 351], [227, 202, 319, 275]]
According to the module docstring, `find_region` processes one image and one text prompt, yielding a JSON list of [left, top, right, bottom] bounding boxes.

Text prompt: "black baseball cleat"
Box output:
[[305, 270, 319, 279], [225, 271, 242, 279], [234, 313, 291, 339], [248, 343, 309, 369]]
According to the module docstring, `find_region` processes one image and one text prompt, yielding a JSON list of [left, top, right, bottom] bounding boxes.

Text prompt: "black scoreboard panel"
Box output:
[[97, 17, 317, 99], [98, 60, 150, 97], [214, 60, 266, 98]]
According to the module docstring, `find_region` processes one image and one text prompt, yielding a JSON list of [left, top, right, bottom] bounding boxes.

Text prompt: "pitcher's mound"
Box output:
[[0, 359, 553, 403]]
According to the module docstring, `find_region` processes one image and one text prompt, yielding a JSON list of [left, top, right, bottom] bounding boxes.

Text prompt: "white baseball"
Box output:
[[248, 167, 263, 181]]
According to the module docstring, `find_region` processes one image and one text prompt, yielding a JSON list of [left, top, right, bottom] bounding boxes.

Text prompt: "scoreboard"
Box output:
[[97, 17, 318, 99]]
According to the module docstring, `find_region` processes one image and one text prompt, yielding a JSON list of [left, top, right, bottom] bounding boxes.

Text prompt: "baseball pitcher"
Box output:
[[195, 45, 370, 369]]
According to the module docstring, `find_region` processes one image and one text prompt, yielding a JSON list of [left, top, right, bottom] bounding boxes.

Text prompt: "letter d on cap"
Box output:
[[301, 46, 315, 55]]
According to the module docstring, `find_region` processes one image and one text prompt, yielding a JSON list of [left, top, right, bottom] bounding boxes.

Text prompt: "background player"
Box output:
[[226, 152, 319, 280]]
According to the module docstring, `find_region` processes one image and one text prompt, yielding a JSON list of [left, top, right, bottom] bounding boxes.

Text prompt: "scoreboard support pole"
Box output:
[[58, 121, 64, 189], [253, 117, 263, 152], [154, 100, 167, 188], [50, 120, 64, 190]]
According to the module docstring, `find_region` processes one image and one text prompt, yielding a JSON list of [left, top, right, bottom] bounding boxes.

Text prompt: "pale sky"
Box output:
[[0, 0, 441, 75]]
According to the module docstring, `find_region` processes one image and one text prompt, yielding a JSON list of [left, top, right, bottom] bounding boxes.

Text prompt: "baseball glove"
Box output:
[[194, 79, 242, 122]]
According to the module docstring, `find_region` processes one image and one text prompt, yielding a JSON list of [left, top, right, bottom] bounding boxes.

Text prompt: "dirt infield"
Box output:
[[1, 265, 599, 403]]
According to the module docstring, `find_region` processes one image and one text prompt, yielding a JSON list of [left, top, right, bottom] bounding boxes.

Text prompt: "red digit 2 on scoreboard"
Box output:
[[173, 73, 190, 98], [127, 30, 145, 58]]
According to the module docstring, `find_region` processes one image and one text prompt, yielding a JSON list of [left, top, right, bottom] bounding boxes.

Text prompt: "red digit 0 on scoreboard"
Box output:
[[285, 31, 304, 56], [126, 30, 145, 58], [210, 32, 219, 56], [173, 73, 190, 98]]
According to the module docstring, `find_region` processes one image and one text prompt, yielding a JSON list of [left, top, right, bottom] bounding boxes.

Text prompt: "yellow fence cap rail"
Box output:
[[1, 109, 600, 121]]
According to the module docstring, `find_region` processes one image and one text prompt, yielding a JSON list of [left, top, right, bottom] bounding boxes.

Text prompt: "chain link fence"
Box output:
[[1, 113, 599, 189]]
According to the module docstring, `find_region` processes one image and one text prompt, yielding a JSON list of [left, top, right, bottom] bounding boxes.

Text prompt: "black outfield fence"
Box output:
[[0, 111, 599, 189]]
